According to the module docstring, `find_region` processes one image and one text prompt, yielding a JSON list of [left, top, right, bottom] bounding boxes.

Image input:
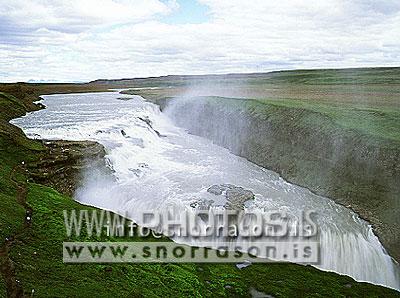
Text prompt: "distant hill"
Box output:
[[90, 67, 400, 87]]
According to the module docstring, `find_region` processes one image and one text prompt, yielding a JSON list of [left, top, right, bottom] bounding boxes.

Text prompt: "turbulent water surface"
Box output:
[[12, 92, 400, 290]]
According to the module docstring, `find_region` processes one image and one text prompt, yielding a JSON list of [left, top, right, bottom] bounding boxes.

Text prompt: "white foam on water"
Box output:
[[12, 92, 400, 290]]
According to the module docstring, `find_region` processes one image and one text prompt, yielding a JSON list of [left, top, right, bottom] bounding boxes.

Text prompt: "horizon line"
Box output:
[[1, 65, 399, 85]]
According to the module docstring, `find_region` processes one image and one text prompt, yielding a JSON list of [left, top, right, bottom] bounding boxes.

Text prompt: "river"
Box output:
[[11, 92, 400, 290]]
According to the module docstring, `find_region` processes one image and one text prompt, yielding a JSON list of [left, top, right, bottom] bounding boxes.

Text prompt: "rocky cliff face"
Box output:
[[165, 96, 400, 262], [27, 140, 110, 197]]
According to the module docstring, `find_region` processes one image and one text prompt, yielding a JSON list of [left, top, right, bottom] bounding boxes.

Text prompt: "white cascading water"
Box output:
[[12, 92, 400, 290]]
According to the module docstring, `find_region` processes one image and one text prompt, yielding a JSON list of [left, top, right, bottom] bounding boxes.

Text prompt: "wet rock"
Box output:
[[189, 199, 215, 221], [225, 187, 254, 210], [129, 168, 142, 177], [154, 129, 163, 137], [138, 116, 164, 137], [207, 185, 223, 195], [138, 116, 152, 127], [116, 97, 134, 101], [207, 184, 255, 210], [190, 199, 214, 210], [27, 140, 111, 196]]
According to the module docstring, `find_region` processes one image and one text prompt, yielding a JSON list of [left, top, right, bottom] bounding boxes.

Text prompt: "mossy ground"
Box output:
[[250, 98, 400, 144], [189, 95, 400, 148], [1, 75, 400, 297]]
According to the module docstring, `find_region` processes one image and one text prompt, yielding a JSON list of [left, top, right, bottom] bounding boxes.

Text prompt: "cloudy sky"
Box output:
[[1, 0, 399, 82]]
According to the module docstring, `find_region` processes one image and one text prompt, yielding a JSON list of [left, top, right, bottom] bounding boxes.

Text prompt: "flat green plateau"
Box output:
[[197, 95, 400, 146]]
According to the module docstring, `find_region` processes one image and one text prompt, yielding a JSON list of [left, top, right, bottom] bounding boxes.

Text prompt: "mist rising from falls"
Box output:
[[11, 92, 400, 290], [164, 96, 251, 155]]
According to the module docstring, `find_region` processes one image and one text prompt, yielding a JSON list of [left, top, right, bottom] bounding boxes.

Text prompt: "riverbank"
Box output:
[[1, 86, 399, 296], [121, 67, 400, 262], [162, 95, 400, 263]]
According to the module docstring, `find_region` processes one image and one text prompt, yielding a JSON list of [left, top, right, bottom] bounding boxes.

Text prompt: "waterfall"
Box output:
[[12, 92, 400, 290]]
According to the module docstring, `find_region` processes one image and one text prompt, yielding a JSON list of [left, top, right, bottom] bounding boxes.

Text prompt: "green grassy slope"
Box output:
[[257, 99, 400, 142], [14, 183, 399, 297], [212, 96, 400, 144]]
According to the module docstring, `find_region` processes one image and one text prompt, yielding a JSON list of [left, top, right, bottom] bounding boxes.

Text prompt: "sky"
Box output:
[[0, 0, 399, 82]]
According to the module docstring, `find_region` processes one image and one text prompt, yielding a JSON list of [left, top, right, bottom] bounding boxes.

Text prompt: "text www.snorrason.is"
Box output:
[[63, 209, 320, 263]]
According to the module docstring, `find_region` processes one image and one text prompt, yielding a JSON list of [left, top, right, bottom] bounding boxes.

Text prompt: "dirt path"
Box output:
[[0, 165, 31, 297]]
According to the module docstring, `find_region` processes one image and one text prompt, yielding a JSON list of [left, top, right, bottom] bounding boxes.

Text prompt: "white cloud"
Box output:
[[1, 0, 175, 32], [0, 0, 399, 82]]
